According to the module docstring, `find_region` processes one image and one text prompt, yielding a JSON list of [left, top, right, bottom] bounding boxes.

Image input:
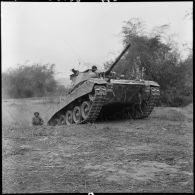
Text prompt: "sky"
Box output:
[[1, 2, 193, 79]]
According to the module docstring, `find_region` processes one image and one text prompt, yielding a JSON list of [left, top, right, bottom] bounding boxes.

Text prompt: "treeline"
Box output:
[[105, 18, 193, 107], [2, 63, 68, 99], [2, 18, 192, 107]]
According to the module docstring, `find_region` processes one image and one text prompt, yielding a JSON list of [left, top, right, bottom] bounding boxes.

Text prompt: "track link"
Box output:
[[132, 86, 160, 119], [50, 85, 160, 125], [79, 85, 107, 124]]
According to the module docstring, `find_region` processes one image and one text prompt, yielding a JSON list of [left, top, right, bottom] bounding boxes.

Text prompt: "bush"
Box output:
[[105, 18, 193, 107], [2, 63, 58, 98]]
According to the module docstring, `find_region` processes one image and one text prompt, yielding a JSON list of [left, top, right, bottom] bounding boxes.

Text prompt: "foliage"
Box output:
[[104, 18, 193, 107], [2, 63, 59, 98]]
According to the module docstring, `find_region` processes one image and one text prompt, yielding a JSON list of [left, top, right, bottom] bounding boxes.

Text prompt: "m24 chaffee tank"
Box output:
[[48, 43, 160, 125]]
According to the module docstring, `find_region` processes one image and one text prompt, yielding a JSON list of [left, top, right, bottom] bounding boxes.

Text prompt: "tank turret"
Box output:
[[70, 66, 99, 89], [70, 43, 131, 87]]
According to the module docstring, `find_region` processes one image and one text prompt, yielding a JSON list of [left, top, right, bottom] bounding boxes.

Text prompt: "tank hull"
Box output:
[[47, 78, 160, 125], [105, 80, 158, 103]]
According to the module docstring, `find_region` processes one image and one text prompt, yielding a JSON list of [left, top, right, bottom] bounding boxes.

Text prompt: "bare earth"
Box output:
[[2, 98, 193, 193]]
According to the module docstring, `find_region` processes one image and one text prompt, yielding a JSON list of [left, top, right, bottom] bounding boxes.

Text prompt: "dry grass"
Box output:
[[2, 99, 193, 193], [152, 108, 186, 121]]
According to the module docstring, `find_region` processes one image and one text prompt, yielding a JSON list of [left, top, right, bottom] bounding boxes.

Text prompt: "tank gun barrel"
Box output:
[[105, 43, 131, 75]]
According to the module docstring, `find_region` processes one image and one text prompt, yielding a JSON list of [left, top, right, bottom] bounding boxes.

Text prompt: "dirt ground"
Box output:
[[2, 99, 193, 193]]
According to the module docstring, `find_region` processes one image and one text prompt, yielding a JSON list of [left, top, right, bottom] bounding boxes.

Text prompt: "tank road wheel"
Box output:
[[81, 101, 91, 120], [59, 115, 66, 125], [65, 110, 73, 125], [73, 106, 81, 124]]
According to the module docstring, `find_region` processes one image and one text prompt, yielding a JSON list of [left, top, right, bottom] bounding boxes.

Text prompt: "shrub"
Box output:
[[2, 63, 58, 98]]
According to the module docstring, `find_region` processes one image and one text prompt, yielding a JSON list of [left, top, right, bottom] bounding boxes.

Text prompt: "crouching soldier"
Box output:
[[32, 112, 44, 126]]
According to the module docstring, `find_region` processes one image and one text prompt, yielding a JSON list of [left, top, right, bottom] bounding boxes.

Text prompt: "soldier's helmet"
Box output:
[[34, 112, 39, 117], [92, 65, 97, 72]]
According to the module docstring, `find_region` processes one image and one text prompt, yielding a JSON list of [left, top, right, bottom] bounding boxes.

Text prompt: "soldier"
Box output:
[[91, 65, 97, 72], [88, 65, 98, 78], [71, 68, 79, 76], [141, 67, 145, 80], [134, 56, 142, 81], [32, 112, 44, 126]]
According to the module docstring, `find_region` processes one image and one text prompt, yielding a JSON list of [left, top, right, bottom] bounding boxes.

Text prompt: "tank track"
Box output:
[[131, 86, 160, 119], [79, 85, 107, 124], [80, 85, 160, 122], [52, 85, 159, 125]]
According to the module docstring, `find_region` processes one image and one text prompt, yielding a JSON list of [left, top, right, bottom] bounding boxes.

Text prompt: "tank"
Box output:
[[47, 43, 160, 125]]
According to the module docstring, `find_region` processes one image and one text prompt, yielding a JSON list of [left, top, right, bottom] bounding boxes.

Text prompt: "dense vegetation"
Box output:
[[105, 18, 193, 107], [2, 63, 67, 98], [2, 18, 192, 107]]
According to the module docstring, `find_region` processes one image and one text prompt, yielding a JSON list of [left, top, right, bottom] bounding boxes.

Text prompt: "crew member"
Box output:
[[88, 65, 98, 78], [32, 112, 44, 126], [91, 65, 97, 72], [71, 68, 79, 76], [134, 56, 142, 81]]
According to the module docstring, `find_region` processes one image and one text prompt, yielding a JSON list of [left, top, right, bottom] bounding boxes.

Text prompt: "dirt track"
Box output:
[[2, 100, 193, 193]]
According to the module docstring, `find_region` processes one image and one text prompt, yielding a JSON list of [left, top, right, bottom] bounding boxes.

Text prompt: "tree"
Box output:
[[104, 18, 193, 106], [2, 63, 57, 98]]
